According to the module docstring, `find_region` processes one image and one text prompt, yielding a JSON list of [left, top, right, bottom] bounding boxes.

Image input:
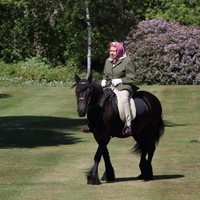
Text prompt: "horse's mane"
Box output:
[[90, 81, 106, 106], [91, 81, 104, 94]]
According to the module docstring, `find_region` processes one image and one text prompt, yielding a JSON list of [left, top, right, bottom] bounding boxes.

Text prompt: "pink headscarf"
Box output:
[[109, 41, 125, 59]]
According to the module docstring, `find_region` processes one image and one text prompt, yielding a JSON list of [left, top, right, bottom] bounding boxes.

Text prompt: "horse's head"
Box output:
[[75, 74, 93, 117]]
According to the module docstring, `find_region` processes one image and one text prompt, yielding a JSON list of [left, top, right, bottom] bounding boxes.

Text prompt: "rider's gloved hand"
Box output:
[[112, 79, 122, 86], [101, 79, 106, 87]]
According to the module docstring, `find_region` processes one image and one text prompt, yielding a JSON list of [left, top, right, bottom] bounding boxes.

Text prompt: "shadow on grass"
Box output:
[[164, 120, 188, 127], [115, 174, 184, 182], [190, 139, 200, 143], [0, 93, 12, 98], [0, 116, 85, 148]]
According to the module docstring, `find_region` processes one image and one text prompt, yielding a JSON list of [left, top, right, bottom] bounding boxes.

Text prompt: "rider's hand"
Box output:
[[112, 79, 122, 86], [101, 79, 106, 87]]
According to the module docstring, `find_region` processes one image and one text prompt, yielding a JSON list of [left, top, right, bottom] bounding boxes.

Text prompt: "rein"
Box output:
[[76, 80, 115, 113]]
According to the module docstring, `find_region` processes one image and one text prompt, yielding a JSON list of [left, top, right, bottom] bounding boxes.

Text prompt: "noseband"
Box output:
[[78, 97, 86, 101]]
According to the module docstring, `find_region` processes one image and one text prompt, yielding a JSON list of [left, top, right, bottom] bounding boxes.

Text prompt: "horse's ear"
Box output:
[[87, 72, 93, 83], [74, 74, 81, 83]]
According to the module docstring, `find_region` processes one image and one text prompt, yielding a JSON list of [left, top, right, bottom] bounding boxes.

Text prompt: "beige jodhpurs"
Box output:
[[113, 88, 136, 127]]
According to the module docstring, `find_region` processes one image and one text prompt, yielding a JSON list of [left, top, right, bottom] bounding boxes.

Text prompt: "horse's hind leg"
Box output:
[[138, 151, 148, 180], [138, 142, 155, 181], [101, 146, 115, 182], [147, 142, 156, 180]]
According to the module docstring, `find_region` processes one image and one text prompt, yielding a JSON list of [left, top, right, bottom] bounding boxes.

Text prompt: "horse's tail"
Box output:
[[156, 116, 165, 142], [132, 116, 165, 155]]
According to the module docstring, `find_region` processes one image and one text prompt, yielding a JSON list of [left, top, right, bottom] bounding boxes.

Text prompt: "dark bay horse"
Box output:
[[75, 74, 164, 185]]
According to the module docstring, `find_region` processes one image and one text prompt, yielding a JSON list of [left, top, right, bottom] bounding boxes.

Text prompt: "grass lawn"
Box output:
[[0, 85, 199, 200]]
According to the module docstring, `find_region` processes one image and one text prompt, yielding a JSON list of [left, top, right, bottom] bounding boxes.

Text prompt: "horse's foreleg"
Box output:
[[101, 146, 115, 182], [87, 146, 102, 185]]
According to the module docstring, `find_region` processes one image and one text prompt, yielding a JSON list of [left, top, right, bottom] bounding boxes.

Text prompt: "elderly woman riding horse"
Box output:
[[75, 73, 164, 185]]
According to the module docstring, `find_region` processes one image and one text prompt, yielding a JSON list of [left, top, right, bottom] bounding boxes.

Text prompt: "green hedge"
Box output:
[[0, 57, 101, 86]]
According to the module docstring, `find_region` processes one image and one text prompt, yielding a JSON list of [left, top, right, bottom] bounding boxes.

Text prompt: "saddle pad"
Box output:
[[107, 87, 149, 122], [113, 88, 136, 122], [113, 89, 148, 122], [134, 98, 149, 116], [118, 98, 148, 122]]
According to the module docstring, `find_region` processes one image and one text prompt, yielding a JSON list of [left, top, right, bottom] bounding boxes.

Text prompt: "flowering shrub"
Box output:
[[125, 19, 200, 85]]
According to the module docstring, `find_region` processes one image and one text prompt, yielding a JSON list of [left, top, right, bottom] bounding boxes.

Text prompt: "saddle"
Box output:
[[99, 88, 149, 122]]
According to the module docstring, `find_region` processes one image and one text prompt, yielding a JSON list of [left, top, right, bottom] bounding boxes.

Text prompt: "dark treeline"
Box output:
[[0, 0, 200, 71]]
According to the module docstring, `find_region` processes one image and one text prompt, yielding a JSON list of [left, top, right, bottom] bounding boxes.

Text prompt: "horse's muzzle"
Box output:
[[77, 109, 86, 117]]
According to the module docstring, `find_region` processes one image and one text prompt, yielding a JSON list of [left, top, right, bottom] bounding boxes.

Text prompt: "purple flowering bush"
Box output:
[[125, 19, 200, 85]]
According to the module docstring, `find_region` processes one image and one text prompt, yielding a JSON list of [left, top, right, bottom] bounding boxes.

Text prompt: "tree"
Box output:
[[0, 0, 199, 70], [0, 0, 142, 67]]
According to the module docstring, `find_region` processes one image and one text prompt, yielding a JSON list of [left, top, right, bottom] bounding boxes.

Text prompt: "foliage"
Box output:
[[0, 0, 29, 62], [145, 0, 200, 26], [0, 58, 74, 85], [88, 0, 145, 70], [0, 0, 200, 85], [125, 19, 200, 85], [0, 57, 101, 85], [0, 0, 141, 68]]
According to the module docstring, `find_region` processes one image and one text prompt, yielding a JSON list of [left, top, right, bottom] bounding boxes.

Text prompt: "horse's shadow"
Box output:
[[0, 115, 85, 148], [115, 174, 184, 182]]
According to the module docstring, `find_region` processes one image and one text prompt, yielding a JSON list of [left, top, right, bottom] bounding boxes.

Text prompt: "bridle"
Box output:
[[77, 96, 87, 102], [76, 80, 93, 111]]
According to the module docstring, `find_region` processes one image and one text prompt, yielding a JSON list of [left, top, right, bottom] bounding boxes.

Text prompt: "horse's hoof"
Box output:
[[87, 179, 101, 185], [137, 174, 144, 180], [101, 172, 115, 183], [101, 174, 106, 181], [144, 176, 153, 181], [101, 177, 115, 183]]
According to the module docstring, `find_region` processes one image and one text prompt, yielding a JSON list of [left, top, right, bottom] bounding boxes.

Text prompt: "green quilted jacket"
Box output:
[[103, 56, 139, 94]]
